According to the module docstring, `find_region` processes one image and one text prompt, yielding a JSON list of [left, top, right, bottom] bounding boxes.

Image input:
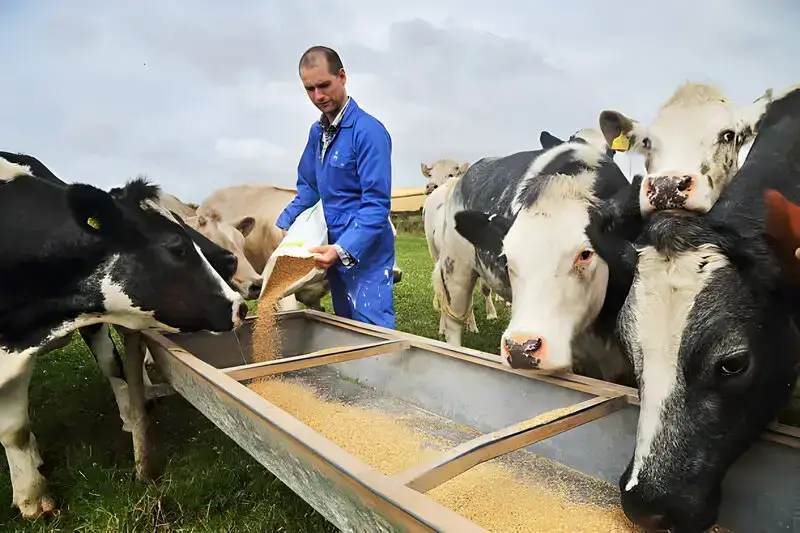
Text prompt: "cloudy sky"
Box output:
[[2, 1, 798, 204]]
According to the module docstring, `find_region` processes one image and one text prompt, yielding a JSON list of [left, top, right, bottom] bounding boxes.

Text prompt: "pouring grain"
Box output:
[[251, 255, 316, 363]]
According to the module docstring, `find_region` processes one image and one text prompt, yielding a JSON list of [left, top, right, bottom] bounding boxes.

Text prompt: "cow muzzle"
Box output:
[[641, 172, 698, 214], [501, 333, 569, 373]]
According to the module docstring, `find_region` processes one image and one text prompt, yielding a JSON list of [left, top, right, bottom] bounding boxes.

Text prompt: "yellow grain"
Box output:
[[247, 377, 641, 532], [251, 255, 316, 363]]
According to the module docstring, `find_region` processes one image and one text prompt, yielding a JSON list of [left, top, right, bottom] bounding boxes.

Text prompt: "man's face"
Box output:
[[300, 60, 347, 117]]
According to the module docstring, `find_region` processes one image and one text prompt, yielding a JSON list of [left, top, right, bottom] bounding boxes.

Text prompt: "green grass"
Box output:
[[2, 231, 797, 530]]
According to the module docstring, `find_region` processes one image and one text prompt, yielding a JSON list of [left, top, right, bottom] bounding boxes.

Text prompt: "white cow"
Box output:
[[598, 81, 768, 216], [421, 158, 470, 195]]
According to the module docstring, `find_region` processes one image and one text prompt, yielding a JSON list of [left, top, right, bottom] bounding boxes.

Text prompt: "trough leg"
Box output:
[[120, 329, 152, 482], [0, 350, 54, 519]]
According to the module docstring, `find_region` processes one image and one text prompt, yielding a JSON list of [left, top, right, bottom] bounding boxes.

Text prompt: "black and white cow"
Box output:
[[433, 138, 639, 384], [1, 151, 242, 434], [589, 85, 800, 531], [598, 81, 768, 217], [0, 151, 247, 519]]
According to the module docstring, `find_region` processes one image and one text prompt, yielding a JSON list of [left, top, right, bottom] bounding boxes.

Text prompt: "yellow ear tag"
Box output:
[[611, 133, 630, 152], [87, 217, 101, 230]]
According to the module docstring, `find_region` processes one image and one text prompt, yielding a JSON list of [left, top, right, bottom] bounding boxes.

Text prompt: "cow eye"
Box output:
[[719, 130, 735, 144], [716, 351, 750, 377], [164, 234, 189, 258], [641, 138, 652, 150], [575, 250, 594, 263]]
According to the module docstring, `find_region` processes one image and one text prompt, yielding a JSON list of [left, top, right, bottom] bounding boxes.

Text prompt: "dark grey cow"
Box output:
[[0, 151, 247, 519], [433, 138, 638, 384], [589, 85, 800, 532]]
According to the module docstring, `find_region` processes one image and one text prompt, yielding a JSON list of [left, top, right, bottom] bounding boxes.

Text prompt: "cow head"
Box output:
[[588, 85, 800, 532], [455, 142, 633, 372], [74, 176, 248, 333], [421, 159, 470, 194], [187, 208, 263, 300], [599, 82, 763, 217]]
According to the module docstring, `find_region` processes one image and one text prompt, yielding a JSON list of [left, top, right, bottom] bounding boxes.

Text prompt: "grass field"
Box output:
[[0, 231, 796, 531]]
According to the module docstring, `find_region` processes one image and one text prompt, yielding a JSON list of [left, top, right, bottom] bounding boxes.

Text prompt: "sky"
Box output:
[[2, 0, 798, 204]]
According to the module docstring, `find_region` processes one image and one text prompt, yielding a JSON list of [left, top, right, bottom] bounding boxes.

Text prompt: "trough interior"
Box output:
[[164, 313, 800, 533]]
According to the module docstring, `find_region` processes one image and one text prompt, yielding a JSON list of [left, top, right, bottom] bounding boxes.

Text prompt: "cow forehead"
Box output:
[[505, 178, 595, 262], [623, 243, 730, 491], [650, 102, 736, 144]]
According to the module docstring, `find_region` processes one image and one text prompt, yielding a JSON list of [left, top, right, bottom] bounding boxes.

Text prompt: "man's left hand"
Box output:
[[308, 245, 340, 269]]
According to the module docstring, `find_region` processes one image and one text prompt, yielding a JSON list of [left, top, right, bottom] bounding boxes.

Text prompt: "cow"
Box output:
[[0, 153, 244, 432], [0, 151, 248, 519], [597, 81, 768, 218], [421, 158, 470, 195], [432, 138, 638, 385], [587, 84, 800, 532], [197, 184, 402, 312], [423, 177, 499, 321]]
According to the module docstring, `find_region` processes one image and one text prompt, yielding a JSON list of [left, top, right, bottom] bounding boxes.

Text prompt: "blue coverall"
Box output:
[[276, 98, 396, 329]]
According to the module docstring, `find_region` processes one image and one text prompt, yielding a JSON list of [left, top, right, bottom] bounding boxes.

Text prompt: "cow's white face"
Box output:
[[421, 159, 470, 194], [187, 210, 262, 300], [599, 83, 761, 216], [500, 173, 609, 372]]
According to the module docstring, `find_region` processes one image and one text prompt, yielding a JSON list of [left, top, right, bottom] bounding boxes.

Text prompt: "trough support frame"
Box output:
[[222, 338, 410, 382], [392, 394, 628, 493]]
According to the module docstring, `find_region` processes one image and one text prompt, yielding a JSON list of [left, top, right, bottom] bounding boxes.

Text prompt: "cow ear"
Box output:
[[540, 131, 564, 150], [599, 110, 637, 152], [421, 162, 432, 178], [763, 189, 800, 285], [65, 183, 125, 237], [454, 210, 511, 255], [235, 216, 256, 237], [458, 162, 470, 174]]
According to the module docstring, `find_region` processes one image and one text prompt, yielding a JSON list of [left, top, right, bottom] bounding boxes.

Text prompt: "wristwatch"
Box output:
[[334, 244, 354, 266]]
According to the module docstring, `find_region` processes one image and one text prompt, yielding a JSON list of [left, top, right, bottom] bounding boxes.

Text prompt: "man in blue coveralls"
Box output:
[[275, 45, 396, 329]]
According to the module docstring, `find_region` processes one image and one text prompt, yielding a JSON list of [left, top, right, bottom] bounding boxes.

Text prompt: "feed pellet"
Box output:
[[251, 255, 316, 363], [248, 377, 641, 532]]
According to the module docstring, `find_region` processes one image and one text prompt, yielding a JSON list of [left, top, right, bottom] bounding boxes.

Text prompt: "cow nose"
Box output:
[[643, 172, 697, 212], [621, 488, 673, 532], [247, 278, 263, 300], [501, 333, 545, 369], [223, 254, 238, 279], [237, 302, 248, 321]]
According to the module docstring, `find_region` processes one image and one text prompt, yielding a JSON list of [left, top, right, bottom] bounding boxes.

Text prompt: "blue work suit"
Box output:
[[276, 98, 396, 329]]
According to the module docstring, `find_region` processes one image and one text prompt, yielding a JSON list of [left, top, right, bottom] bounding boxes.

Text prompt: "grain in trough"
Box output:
[[140, 310, 800, 532]]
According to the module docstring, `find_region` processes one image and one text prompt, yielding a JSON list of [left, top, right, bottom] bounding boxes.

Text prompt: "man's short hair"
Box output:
[[299, 46, 344, 76]]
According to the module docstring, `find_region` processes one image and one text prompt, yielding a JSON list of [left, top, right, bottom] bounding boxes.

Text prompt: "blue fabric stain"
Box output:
[[276, 98, 396, 329]]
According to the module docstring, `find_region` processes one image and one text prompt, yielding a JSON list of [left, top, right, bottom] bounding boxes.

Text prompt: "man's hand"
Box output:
[[308, 245, 339, 269], [279, 228, 287, 238]]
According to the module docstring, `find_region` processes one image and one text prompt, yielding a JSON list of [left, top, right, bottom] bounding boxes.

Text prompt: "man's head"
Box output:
[[299, 45, 348, 119]]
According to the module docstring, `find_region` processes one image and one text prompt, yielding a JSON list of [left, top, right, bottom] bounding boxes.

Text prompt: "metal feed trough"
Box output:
[[139, 310, 800, 532]]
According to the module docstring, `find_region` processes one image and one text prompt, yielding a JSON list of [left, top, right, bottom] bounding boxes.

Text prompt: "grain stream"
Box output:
[[248, 377, 640, 532], [251, 255, 316, 363]]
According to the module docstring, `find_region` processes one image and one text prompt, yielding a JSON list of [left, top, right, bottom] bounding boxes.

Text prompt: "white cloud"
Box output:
[[0, 0, 797, 204]]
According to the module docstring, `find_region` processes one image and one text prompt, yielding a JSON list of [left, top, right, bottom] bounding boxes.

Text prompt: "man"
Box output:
[[275, 45, 396, 329]]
